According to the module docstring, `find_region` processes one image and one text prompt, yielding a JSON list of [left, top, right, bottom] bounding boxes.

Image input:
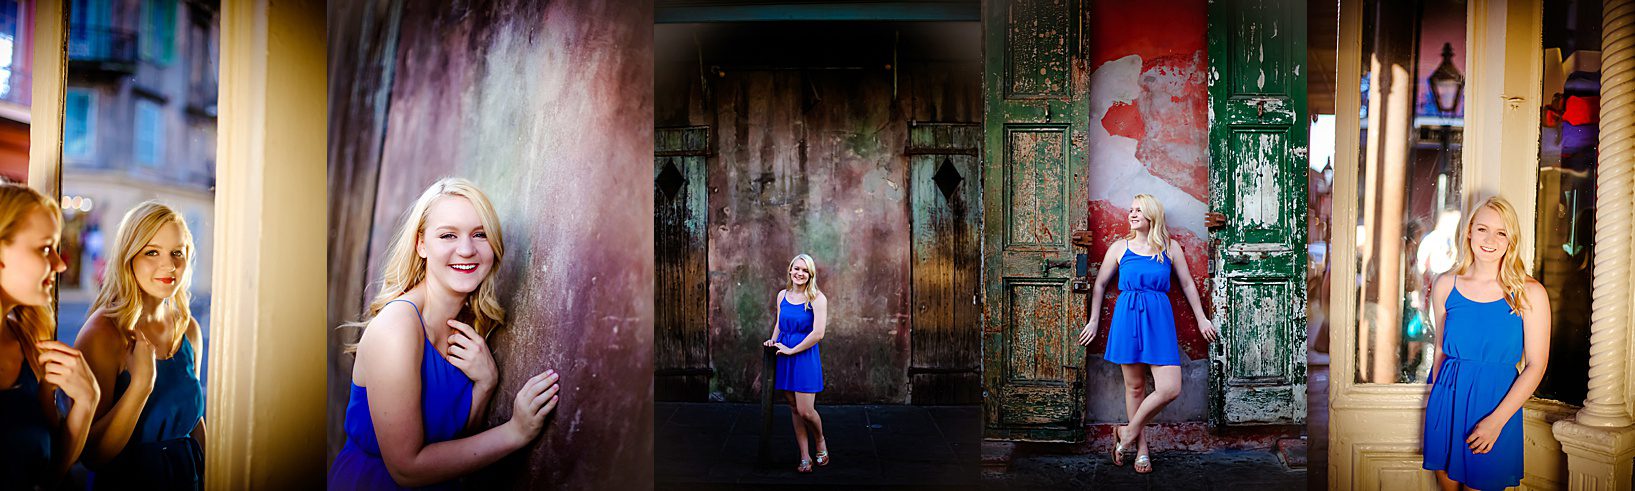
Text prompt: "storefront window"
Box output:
[[1533, 0, 1598, 405], [1354, 0, 1465, 384]]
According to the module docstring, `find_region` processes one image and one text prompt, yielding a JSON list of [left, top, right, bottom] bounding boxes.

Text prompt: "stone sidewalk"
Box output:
[[656, 402, 981, 490], [983, 445, 1308, 490]]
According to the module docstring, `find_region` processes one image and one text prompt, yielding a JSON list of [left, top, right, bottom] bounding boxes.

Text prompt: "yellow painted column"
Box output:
[[28, 0, 63, 194], [1551, 1, 1635, 490], [205, 0, 328, 488]]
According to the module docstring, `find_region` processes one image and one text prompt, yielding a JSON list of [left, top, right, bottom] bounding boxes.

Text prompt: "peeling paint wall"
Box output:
[[331, 0, 653, 487], [655, 23, 982, 404], [1082, 0, 1215, 423]]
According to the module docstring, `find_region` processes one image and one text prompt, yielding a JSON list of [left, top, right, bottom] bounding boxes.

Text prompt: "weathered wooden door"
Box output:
[[655, 126, 711, 401], [982, 0, 1091, 441], [909, 123, 982, 405], [1205, 0, 1308, 426]]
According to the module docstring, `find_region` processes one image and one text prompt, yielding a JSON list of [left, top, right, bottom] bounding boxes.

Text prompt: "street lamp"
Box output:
[[1428, 42, 1464, 115], [1427, 42, 1465, 211]]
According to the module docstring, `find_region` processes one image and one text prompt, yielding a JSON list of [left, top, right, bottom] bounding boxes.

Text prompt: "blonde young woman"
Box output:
[[1076, 194, 1218, 474], [1422, 196, 1550, 491], [329, 178, 560, 490], [0, 183, 98, 488], [75, 201, 206, 489], [762, 253, 829, 473]]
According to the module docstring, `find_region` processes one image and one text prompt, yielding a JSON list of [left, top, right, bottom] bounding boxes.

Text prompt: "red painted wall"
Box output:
[[1083, 0, 1213, 363]]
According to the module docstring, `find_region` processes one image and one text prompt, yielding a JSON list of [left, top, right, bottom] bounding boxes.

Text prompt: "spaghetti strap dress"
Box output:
[[1, 352, 52, 487], [329, 300, 474, 490], [1422, 281, 1525, 490], [1103, 247, 1183, 366], [94, 335, 205, 490], [774, 296, 823, 393]]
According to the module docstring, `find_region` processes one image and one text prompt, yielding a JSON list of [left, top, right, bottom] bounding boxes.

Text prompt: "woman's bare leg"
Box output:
[[1119, 363, 1150, 453], [786, 391, 810, 462], [1433, 470, 1461, 491], [795, 392, 826, 456], [1120, 365, 1181, 444]]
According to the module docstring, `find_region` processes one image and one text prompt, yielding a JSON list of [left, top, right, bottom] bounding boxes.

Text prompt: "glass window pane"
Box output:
[[1354, 0, 1466, 384], [135, 98, 164, 166], [1533, 0, 1598, 405], [64, 89, 94, 159]]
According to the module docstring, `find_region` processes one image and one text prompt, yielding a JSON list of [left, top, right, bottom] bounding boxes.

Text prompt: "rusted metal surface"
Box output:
[[335, 0, 653, 487], [654, 21, 982, 404], [655, 127, 712, 401], [326, 0, 402, 464], [983, 0, 1091, 442], [706, 68, 906, 404], [908, 123, 982, 405]]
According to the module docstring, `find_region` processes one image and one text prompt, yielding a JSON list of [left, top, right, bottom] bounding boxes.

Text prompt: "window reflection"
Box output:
[[1354, 0, 1465, 384], [1533, 0, 1598, 405]]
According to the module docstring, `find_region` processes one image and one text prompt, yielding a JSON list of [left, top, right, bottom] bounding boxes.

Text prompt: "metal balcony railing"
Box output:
[[68, 26, 137, 74]]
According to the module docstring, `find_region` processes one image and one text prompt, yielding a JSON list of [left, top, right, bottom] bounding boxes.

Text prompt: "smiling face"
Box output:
[[1466, 205, 1512, 264], [788, 257, 812, 287], [1128, 199, 1152, 233], [131, 222, 188, 301], [0, 207, 65, 308], [417, 196, 494, 295]]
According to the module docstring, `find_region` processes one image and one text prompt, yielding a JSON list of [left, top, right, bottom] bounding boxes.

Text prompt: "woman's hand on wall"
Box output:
[[1077, 317, 1099, 346], [1196, 317, 1219, 343], [505, 370, 561, 444], [446, 319, 497, 390], [763, 338, 776, 348]]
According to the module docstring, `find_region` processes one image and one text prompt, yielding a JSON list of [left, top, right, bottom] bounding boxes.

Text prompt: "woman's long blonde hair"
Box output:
[[90, 201, 195, 346], [0, 183, 59, 365], [1124, 194, 1171, 262], [786, 253, 822, 311], [356, 178, 507, 340], [1453, 196, 1531, 314]]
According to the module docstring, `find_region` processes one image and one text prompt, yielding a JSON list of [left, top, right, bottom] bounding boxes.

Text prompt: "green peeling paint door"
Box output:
[[655, 126, 711, 401], [982, 0, 1090, 442], [1205, 0, 1308, 426], [909, 123, 982, 405]]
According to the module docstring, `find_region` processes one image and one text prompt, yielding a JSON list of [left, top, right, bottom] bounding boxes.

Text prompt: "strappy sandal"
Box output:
[[1110, 426, 1131, 466], [797, 458, 813, 473], [1134, 454, 1152, 474], [815, 450, 830, 466]]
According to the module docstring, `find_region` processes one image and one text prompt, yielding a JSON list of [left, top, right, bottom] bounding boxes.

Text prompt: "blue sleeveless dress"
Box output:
[[775, 296, 823, 393], [1, 353, 52, 487], [94, 335, 205, 490], [329, 300, 474, 490], [1104, 248, 1183, 366], [1423, 282, 1525, 490]]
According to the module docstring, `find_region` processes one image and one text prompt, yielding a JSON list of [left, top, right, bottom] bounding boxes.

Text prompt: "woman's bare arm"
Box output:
[[360, 302, 549, 487], [781, 294, 826, 354]]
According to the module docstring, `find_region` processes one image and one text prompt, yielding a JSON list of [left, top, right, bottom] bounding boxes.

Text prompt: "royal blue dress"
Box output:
[[1, 354, 52, 487], [329, 300, 474, 490], [95, 335, 206, 490], [1104, 247, 1183, 366], [1423, 282, 1525, 490], [775, 295, 823, 393]]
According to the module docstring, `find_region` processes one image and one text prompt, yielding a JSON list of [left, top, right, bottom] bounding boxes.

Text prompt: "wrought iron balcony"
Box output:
[[68, 26, 137, 75]]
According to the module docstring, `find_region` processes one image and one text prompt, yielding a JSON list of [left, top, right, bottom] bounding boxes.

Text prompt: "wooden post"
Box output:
[[759, 345, 777, 466]]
